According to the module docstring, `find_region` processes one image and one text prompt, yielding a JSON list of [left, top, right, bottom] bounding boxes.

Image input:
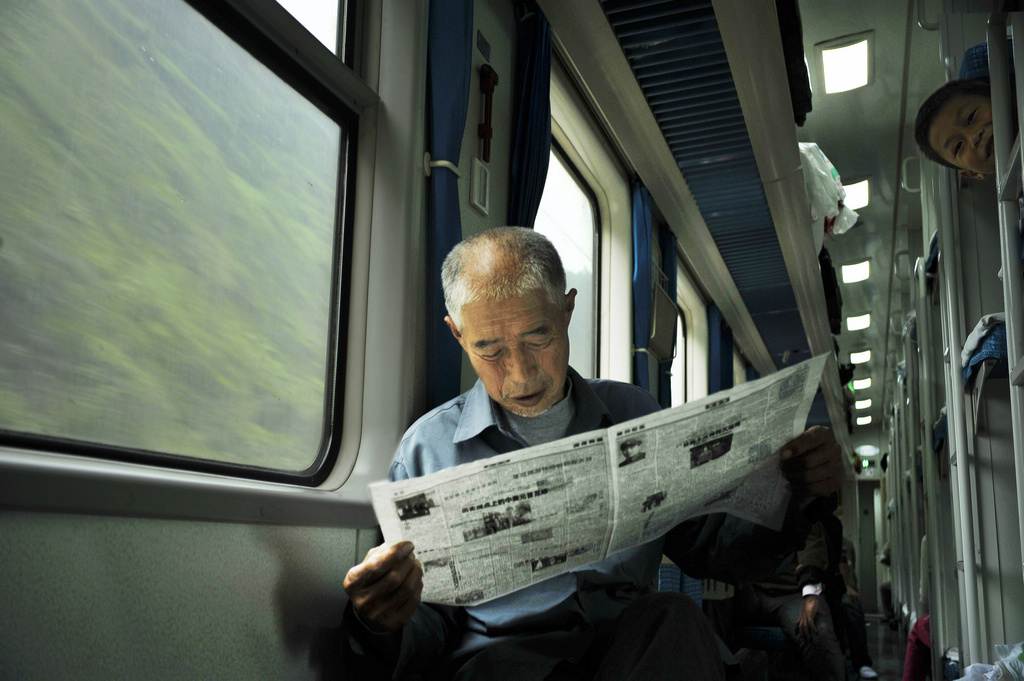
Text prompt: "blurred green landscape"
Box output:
[[0, 0, 342, 471]]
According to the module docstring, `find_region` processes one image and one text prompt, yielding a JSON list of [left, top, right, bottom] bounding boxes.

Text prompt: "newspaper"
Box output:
[[369, 353, 827, 606]]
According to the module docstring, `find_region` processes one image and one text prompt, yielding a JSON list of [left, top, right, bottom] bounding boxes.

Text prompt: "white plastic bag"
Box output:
[[832, 204, 860, 235], [995, 642, 1024, 681], [955, 663, 999, 681], [799, 142, 844, 225]]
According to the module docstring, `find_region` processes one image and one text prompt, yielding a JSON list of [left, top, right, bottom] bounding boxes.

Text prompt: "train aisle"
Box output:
[[861, 614, 906, 680]]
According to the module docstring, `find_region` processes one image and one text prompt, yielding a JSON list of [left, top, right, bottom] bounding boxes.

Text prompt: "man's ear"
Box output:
[[563, 289, 577, 324], [958, 168, 986, 180], [444, 315, 464, 346]]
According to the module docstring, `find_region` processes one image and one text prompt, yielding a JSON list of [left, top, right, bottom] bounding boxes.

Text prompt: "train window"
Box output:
[[669, 312, 688, 406], [535, 148, 599, 379], [733, 350, 747, 386], [675, 260, 709, 401], [0, 0, 361, 480]]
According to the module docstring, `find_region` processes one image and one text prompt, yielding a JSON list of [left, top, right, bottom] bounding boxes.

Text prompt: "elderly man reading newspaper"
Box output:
[[343, 227, 842, 681]]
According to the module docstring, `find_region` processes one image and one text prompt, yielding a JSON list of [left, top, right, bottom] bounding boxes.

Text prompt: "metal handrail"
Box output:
[[937, 155, 983, 665], [917, 0, 938, 31], [992, 14, 1024, 629]]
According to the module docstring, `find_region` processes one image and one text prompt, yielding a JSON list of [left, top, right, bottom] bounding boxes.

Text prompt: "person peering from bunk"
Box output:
[[915, 79, 1001, 180], [342, 226, 844, 681], [914, 42, 1017, 180]]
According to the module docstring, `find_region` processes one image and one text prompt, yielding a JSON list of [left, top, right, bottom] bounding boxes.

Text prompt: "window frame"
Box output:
[[670, 305, 689, 406], [548, 54, 633, 382], [0, 0, 398, 525], [536, 141, 602, 379], [0, 0, 367, 486], [676, 256, 709, 402]]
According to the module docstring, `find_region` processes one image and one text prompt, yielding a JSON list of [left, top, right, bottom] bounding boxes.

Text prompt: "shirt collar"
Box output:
[[565, 366, 613, 433], [452, 366, 612, 444], [453, 378, 499, 444]]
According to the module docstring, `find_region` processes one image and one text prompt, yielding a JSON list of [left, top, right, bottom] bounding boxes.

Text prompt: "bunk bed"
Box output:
[[922, 12, 1024, 668]]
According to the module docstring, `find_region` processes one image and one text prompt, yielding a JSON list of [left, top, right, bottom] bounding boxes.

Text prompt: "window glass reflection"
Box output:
[[0, 0, 342, 472]]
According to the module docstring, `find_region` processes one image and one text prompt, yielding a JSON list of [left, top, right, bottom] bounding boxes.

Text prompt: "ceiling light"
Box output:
[[856, 444, 880, 457], [821, 37, 871, 94], [842, 261, 870, 283], [844, 179, 870, 210], [855, 399, 872, 409], [856, 415, 873, 426], [847, 314, 871, 331], [852, 377, 872, 390], [850, 350, 871, 364]]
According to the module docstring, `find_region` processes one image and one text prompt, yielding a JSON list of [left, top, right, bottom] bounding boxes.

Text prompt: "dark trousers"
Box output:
[[879, 581, 895, 620], [841, 596, 873, 669], [452, 592, 726, 681], [732, 585, 846, 681]]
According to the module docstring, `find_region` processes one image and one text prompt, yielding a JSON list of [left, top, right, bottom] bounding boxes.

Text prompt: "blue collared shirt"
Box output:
[[389, 367, 665, 669], [358, 367, 818, 678]]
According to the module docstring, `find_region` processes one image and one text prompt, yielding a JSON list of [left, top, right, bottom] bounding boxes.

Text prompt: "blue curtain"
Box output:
[[632, 181, 653, 392], [708, 305, 734, 394], [508, 2, 552, 227], [746, 364, 760, 382], [658, 230, 678, 408], [427, 0, 474, 409]]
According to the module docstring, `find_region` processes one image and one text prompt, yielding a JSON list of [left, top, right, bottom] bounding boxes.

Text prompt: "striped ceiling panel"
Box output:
[[600, 0, 808, 369]]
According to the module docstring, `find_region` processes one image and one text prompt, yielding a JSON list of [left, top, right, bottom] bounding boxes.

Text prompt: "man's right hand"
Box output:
[[344, 541, 423, 632]]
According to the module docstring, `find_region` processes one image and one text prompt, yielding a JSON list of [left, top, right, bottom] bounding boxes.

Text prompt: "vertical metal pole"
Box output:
[[897, 374, 912, 617], [936, 257, 970, 660], [1005, 14, 1024, 595], [909, 305, 925, 618], [917, 260, 945, 680], [938, 166, 983, 664]]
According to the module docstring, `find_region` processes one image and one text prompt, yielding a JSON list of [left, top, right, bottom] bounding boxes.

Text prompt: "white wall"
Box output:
[[0, 510, 376, 679], [455, 0, 516, 393]]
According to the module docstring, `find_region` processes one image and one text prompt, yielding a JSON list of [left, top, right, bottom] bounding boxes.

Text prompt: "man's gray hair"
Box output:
[[442, 227, 566, 329]]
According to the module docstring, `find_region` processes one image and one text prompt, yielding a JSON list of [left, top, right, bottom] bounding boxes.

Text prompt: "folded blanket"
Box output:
[[961, 313, 1006, 368]]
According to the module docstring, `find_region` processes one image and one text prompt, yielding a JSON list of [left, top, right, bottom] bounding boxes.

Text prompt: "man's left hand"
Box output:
[[795, 594, 820, 639], [778, 426, 842, 498]]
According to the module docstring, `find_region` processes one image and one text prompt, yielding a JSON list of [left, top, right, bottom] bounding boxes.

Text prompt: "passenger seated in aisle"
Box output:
[[730, 524, 846, 681], [342, 227, 844, 680], [839, 535, 878, 679]]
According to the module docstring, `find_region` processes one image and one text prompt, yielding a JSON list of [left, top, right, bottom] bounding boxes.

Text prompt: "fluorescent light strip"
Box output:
[[850, 350, 871, 364], [856, 415, 872, 426], [844, 179, 869, 210], [847, 314, 871, 331], [842, 261, 870, 283], [822, 39, 870, 94], [852, 378, 872, 390], [855, 399, 872, 409]]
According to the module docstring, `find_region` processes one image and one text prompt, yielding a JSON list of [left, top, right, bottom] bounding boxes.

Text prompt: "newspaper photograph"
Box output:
[[369, 353, 827, 606]]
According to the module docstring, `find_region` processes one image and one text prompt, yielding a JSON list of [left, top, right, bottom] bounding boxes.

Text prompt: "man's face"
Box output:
[[927, 93, 995, 179], [446, 288, 576, 417]]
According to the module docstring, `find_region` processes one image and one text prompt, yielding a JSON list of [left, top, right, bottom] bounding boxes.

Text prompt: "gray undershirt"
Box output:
[[502, 377, 576, 446]]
